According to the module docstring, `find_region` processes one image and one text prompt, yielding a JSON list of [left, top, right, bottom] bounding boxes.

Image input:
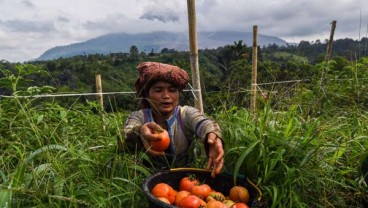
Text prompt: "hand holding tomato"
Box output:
[[206, 132, 225, 178], [140, 122, 170, 156]]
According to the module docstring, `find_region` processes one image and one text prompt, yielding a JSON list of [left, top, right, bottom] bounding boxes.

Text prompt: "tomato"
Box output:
[[206, 191, 225, 202], [191, 183, 212, 199], [149, 129, 170, 152], [179, 175, 198, 192], [206, 200, 228, 208], [230, 202, 250, 208], [151, 183, 176, 204], [178, 195, 206, 208], [229, 186, 250, 203], [174, 190, 191, 206]]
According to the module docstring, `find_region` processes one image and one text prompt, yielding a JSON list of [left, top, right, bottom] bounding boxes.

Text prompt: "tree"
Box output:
[[129, 45, 139, 61], [149, 48, 155, 56]]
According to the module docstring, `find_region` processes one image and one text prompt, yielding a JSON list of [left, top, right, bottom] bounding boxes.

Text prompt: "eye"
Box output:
[[154, 88, 163, 93], [169, 87, 178, 93]]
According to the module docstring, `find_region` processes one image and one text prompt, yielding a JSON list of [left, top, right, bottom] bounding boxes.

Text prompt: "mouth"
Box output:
[[161, 102, 172, 108]]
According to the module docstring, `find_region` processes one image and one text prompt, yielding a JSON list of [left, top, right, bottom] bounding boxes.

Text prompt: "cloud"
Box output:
[[0, 0, 367, 62], [139, 0, 184, 23], [21, 0, 35, 8], [140, 12, 179, 23], [0, 19, 55, 33]]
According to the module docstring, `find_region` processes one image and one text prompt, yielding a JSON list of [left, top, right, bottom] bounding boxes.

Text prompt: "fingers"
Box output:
[[208, 157, 224, 178], [214, 158, 224, 175], [146, 122, 162, 131], [141, 122, 165, 156], [140, 122, 162, 141], [208, 137, 224, 163], [147, 148, 165, 156], [214, 145, 225, 163], [206, 157, 213, 170], [206, 133, 225, 177], [142, 137, 165, 156]]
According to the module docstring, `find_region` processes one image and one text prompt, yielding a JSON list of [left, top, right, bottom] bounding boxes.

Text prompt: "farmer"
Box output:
[[121, 62, 224, 177]]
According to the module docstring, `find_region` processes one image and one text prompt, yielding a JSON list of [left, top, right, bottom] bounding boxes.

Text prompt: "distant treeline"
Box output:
[[1, 37, 368, 114]]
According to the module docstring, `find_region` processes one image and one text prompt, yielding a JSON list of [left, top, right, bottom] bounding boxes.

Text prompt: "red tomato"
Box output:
[[179, 175, 198, 192], [151, 183, 176, 204], [229, 186, 250, 203], [174, 190, 191, 206], [230, 202, 250, 208], [149, 129, 170, 152], [191, 183, 212, 199], [178, 195, 206, 208], [207, 200, 228, 208]]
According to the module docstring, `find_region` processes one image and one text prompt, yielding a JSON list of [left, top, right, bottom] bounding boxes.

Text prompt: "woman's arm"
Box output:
[[122, 111, 145, 152], [182, 106, 224, 177]]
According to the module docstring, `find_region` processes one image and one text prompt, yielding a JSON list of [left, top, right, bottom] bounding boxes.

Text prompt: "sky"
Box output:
[[0, 0, 367, 63]]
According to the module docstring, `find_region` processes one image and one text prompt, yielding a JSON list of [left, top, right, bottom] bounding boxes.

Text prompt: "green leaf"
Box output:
[[0, 190, 11, 208], [233, 139, 261, 185]]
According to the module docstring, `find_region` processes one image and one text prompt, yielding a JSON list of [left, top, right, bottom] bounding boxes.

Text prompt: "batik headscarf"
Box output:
[[135, 62, 189, 109]]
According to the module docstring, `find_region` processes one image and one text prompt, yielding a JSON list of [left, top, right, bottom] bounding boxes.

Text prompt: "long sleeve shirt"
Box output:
[[122, 105, 222, 168]]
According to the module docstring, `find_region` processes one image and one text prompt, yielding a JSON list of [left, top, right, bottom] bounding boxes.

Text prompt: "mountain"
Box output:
[[36, 31, 288, 61]]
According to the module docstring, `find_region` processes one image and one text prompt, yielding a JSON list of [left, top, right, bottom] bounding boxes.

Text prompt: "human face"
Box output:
[[147, 81, 179, 117]]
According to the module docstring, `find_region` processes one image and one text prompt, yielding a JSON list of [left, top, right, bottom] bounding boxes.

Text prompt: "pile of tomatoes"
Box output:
[[150, 174, 250, 208]]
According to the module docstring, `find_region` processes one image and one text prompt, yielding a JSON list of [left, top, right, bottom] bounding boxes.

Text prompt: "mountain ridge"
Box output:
[[36, 31, 288, 61]]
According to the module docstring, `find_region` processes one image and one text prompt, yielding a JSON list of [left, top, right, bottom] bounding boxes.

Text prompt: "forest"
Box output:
[[1, 37, 368, 207]]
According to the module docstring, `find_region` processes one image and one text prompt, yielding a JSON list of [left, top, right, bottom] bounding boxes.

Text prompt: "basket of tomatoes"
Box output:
[[142, 168, 262, 208]]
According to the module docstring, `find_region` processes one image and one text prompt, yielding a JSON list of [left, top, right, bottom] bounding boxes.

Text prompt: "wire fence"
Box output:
[[0, 80, 304, 99]]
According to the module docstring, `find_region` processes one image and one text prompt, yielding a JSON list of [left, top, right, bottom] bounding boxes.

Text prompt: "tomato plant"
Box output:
[[151, 183, 176, 204], [149, 128, 170, 152], [179, 175, 198, 192], [229, 186, 250, 203]]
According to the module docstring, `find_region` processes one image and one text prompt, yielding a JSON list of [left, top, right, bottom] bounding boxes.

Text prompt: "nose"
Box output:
[[162, 89, 170, 98]]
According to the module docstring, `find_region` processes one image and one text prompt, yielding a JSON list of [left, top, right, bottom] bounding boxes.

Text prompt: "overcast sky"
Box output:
[[0, 0, 367, 63]]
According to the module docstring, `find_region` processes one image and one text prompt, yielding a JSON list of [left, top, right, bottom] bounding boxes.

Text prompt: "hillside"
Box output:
[[36, 31, 287, 60]]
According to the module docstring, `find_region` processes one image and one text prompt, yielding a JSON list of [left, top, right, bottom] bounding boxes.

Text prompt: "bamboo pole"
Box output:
[[250, 25, 258, 112], [187, 0, 204, 113], [325, 20, 337, 62], [95, 74, 105, 131]]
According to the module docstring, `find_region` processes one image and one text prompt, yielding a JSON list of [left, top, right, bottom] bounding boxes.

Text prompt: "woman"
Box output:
[[122, 62, 224, 177]]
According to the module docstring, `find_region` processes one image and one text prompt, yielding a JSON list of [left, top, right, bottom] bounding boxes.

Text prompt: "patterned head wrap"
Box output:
[[135, 62, 189, 108]]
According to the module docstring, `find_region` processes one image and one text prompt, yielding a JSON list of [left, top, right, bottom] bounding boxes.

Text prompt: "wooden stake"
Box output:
[[326, 20, 337, 62], [250, 25, 258, 112], [95, 74, 105, 131], [187, 0, 204, 113]]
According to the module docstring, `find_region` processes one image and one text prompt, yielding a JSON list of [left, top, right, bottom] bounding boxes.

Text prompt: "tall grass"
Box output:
[[216, 105, 368, 207], [0, 96, 152, 207]]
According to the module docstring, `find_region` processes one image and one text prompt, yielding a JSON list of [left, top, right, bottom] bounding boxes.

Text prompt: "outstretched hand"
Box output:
[[206, 132, 224, 178], [140, 122, 166, 156]]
